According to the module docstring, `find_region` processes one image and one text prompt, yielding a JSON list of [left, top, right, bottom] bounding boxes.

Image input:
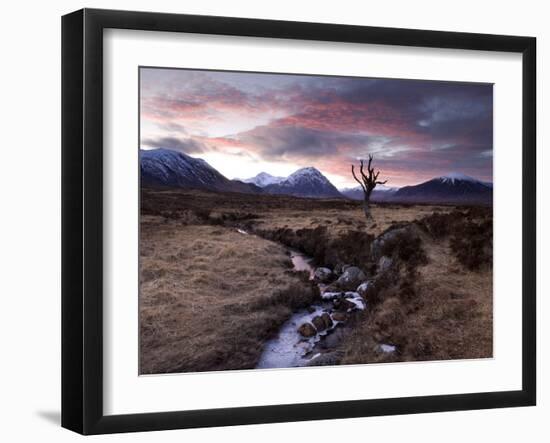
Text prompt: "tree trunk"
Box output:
[[362, 194, 372, 219], [351, 157, 386, 221]]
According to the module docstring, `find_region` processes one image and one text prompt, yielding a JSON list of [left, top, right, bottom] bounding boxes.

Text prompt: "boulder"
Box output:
[[298, 322, 317, 337], [313, 267, 333, 283], [333, 263, 351, 276], [334, 266, 367, 290], [333, 297, 357, 312], [321, 312, 333, 329], [331, 311, 348, 322], [371, 226, 412, 261], [311, 315, 327, 332]]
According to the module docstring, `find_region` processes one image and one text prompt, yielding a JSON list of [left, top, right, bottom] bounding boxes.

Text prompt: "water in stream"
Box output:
[[236, 228, 398, 368], [256, 250, 360, 369], [236, 228, 369, 369]]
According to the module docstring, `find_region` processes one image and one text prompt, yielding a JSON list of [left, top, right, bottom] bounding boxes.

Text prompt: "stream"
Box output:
[[256, 249, 367, 369], [236, 228, 396, 368]]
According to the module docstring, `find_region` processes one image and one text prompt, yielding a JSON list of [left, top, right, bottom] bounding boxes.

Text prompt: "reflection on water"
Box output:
[[289, 250, 315, 278]]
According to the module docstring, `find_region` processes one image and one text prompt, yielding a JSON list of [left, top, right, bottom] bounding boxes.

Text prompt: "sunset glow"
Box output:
[[140, 68, 493, 188]]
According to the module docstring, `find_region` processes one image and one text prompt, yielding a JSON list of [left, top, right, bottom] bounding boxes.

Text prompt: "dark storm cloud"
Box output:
[[141, 136, 207, 154], [235, 125, 389, 160], [260, 77, 492, 181], [298, 77, 493, 141], [141, 68, 494, 185]]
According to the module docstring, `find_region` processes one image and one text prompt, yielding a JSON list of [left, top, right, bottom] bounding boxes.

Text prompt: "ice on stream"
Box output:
[[256, 304, 333, 369], [345, 292, 366, 311], [321, 291, 366, 311], [256, 250, 362, 369], [238, 226, 395, 368]]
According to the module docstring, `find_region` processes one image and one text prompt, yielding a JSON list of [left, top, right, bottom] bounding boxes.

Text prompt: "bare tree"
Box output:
[[351, 155, 387, 219]]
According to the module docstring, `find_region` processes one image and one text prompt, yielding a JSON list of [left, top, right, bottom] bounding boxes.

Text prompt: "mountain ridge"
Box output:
[[241, 172, 285, 187], [140, 150, 492, 204], [263, 167, 343, 199], [140, 148, 261, 194], [392, 173, 492, 204]]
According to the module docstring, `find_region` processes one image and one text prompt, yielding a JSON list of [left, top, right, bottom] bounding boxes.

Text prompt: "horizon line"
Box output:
[[140, 146, 493, 188]]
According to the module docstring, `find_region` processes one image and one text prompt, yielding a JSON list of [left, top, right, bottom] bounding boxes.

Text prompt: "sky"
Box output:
[[140, 68, 493, 188]]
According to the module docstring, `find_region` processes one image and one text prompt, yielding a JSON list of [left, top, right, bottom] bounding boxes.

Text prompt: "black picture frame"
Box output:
[[61, 8, 536, 435]]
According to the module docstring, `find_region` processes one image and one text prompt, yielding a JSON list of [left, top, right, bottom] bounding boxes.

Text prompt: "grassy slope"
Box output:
[[140, 187, 492, 373], [140, 217, 316, 373], [341, 231, 493, 364]]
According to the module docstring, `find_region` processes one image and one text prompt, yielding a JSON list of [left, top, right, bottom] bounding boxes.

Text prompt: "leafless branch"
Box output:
[[350, 155, 387, 194], [351, 165, 367, 193]]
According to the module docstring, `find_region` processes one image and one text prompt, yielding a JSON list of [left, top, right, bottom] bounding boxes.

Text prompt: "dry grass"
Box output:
[[256, 204, 450, 239], [141, 187, 450, 239], [341, 230, 493, 364], [140, 187, 492, 372], [140, 220, 317, 374]]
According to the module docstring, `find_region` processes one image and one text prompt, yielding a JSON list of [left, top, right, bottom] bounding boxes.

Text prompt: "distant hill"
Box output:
[[241, 172, 285, 187], [392, 173, 493, 204], [340, 184, 398, 202], [140, 148, 261, 194], [141, 150, 491, 204], [341, 173, 492, 205], [263, 167, 343, 199]]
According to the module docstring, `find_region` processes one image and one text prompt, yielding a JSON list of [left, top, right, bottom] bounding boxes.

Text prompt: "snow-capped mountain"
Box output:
[[392, 173, 492, 204], [264, 167, 343, 199], [141, 153, 491, 204], [140, 148, 261, 194], [438, 172, 479, 184], [241, 172, 285, 187], [340, 184, 398, 201]]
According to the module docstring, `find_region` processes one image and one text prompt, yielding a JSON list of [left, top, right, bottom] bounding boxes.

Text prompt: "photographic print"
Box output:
[[139, 67, 493, 375]]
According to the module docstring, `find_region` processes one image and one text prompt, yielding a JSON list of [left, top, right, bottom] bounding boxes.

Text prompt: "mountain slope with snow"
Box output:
[[264, 167, 343, 199], [241, 172, 285, 187], [393, 173, 492, 204], [140, 148, 261, 193], [141, 152, 490, 204]]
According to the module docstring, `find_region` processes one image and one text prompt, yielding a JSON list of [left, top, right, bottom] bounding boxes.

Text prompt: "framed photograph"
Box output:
[[62, 8, 536, 435]]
